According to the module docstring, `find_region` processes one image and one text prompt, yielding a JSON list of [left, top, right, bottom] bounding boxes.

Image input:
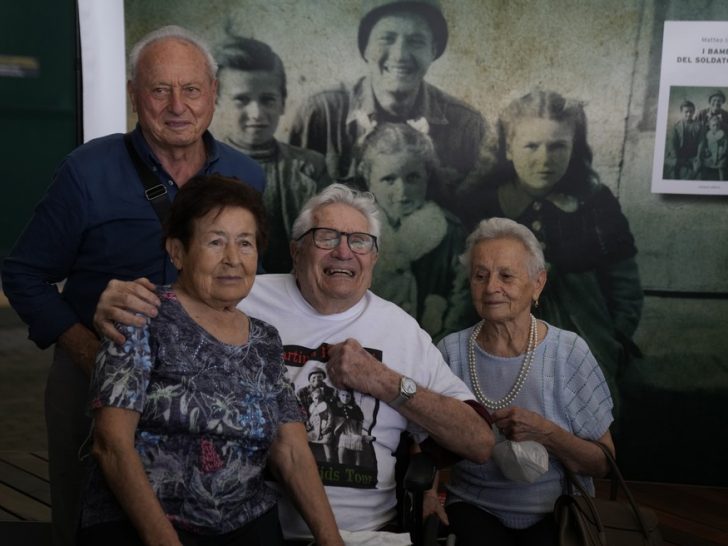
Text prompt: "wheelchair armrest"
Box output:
[[404, 452, 437, 493], [402, 452, 439, 546]]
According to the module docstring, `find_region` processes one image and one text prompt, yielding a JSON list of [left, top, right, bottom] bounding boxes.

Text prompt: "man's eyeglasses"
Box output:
[[296, 227, 378, 255]]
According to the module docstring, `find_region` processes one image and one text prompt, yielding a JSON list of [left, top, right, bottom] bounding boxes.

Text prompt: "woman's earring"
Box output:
[[533, 298, 539, 309]]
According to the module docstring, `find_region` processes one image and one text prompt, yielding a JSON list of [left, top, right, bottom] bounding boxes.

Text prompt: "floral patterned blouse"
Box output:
[[80, 286, 303, 535]]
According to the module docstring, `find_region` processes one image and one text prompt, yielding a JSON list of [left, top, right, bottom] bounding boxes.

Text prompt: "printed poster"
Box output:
[[652, 20, 728, 195]]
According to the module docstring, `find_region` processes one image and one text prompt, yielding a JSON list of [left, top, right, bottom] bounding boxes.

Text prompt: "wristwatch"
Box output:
[[389, 376, 417, 409]]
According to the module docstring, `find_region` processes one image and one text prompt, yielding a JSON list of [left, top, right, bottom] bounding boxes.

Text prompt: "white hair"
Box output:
[[460, 217, 546, 279], [128, 25, 217, 83], [291, 183, 382, 244]]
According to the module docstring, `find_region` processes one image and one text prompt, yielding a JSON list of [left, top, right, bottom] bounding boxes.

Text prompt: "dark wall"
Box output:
[[0, 1, 79, 259]]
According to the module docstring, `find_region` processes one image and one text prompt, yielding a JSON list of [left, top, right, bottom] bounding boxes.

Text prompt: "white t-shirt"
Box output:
[[239, 274, 475, 538]]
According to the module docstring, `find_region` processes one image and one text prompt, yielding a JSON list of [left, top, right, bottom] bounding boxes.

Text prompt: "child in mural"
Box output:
[[695, 114, 728, 181], [331, 389, 371, 466], [356, 122, 469, 339], [667, 100, 702, 180], [458, 89, 643, 415], [214, 35, 331, 273]]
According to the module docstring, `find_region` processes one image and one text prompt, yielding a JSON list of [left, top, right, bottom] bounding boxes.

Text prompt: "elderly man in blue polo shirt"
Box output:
[[289, 0, 491, 212], [1, 25, 264, 546]]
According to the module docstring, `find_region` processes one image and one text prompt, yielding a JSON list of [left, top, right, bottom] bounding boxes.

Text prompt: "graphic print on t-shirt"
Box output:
[[283, 343, 382, 488]]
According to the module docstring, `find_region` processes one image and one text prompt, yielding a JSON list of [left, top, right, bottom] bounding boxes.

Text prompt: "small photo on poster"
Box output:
[[652, 21, 728, 195], [661, 86, 728, 182]]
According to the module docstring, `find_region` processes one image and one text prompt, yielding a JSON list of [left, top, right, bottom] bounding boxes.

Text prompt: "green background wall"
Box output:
[[0, 1, 78, 258]]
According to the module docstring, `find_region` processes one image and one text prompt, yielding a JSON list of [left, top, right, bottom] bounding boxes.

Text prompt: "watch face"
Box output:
[[402, 377, 417, 396]]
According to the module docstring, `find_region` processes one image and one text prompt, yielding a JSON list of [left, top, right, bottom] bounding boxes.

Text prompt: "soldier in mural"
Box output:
[[289, 0, 490, 213], [214, 35, 331, 273], [356, 122, 468, 338], [459, 89, 643, 414]]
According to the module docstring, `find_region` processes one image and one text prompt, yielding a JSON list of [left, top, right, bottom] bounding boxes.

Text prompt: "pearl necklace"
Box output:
[[467, 314, 537, 411]]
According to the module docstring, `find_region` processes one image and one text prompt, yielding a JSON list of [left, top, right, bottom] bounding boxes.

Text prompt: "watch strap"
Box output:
[[389, 376, 416, 409]]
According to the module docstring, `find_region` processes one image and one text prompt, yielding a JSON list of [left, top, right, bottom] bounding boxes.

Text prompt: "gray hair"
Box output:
[[128, 25, 218, 84], [460, 217, 545, 279], [291, 183, 382, 244]]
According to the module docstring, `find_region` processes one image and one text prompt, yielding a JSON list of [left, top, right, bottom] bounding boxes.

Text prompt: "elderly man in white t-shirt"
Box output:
[[94, 183, 494, 539]]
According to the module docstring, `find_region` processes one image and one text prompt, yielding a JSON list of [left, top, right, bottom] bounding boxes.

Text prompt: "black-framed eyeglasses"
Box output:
[[296, 227, 378, 255]]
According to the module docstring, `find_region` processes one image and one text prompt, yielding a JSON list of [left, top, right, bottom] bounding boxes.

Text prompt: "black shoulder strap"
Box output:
[[124, 132, 172, 223]]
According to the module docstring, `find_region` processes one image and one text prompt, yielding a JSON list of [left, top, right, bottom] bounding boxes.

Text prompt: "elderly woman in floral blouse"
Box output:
[[78, 175, 342, 546]]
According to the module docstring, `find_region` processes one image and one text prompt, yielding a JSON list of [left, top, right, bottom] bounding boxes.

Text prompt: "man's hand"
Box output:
[[326, 339, 398, 399], [94, 278, 160, 344], [423, 489, 449, 526], [493, 408, 615, 476]]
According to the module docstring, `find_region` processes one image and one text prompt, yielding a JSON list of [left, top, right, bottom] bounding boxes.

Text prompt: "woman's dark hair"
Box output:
[[164, 174, 268, 252], [497, 89, 599, 194], [215, 35, 287, 103]]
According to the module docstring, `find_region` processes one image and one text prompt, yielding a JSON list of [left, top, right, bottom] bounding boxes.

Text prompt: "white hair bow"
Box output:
[[352, 110, 431, 143]]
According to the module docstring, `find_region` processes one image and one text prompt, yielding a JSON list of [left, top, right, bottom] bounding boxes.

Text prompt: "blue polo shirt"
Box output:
[[1, 126, 265, 349]]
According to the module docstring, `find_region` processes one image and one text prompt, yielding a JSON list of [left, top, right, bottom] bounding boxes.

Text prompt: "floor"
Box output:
[[594, 480, 728, 546], [0, 302, 49, 452], [2, 452, 727, 545]]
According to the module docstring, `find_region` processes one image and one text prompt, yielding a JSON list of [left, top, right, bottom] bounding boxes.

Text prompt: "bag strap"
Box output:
[[563, 441, 652, 540], [123, 132, 172, 223], [592, 441, 652, 538], [562, 464, 607, 544]]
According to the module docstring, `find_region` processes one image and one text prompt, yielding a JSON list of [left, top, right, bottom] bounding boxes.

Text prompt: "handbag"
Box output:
[[553, 441, 663, 545]]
